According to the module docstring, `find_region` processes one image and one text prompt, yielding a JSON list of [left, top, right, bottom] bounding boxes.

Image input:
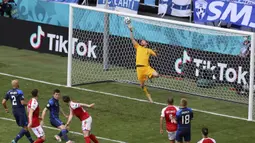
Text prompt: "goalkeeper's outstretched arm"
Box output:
[[128, 25, 138, 47]]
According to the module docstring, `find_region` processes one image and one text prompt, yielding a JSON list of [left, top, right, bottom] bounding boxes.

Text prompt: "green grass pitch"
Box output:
[[0, 46, 254, 143]]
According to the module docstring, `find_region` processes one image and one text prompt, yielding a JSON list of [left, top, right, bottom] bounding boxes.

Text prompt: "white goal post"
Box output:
[[67, 4, 255, 121]]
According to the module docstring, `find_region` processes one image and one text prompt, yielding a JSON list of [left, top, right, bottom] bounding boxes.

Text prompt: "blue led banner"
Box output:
[[194, 0, 255, 28], [47, 0, 78, 3], [96, 0, 140, 14]]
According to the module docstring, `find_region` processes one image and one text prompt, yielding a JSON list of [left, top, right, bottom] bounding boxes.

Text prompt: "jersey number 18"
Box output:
[[182, 114, 190, 124]]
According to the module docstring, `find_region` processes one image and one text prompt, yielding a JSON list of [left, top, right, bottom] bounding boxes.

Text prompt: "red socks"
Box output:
[[84, 136, 91, 143], [34, 138, 45, 143], [89, 134, 99, 143]]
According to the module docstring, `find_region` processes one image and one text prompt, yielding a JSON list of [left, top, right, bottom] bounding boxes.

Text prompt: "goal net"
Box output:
[[68, 5, 255, 120]]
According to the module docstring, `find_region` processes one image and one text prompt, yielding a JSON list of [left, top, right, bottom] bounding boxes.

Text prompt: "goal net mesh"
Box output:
[[70, 7, 252, 108]]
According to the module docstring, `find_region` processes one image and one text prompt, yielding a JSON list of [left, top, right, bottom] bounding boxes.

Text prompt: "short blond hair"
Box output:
[[11, 79, 19, 87], [180, 98, 188, 107]]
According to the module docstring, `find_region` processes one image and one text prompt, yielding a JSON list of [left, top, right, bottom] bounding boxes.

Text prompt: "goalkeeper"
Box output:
[[127, 25, 159, 103]]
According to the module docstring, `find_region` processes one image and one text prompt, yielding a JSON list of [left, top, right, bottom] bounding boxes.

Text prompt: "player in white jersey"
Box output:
[[160, 97, 179, 143], [197, 128, 216, 143], [27, 89, 45, 143], [63, 96, 98, 143]]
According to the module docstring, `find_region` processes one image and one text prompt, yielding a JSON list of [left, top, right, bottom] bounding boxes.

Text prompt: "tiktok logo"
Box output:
[[174, 50, 192, 74], [174, 50, 248, 84], [29, 25, 98, 58], [30, 26, 45, 49]]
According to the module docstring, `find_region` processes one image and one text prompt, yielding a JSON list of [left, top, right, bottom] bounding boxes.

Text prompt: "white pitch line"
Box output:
[[0, 117, 127, 143], [0, 72, 252, 122]]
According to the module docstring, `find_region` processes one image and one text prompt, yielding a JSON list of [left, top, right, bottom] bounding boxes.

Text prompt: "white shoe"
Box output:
[[54, 135, 62, 142], [66, 141, 74, 143]]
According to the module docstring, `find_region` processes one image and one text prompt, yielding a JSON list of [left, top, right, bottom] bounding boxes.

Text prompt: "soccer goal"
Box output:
[[67, 4, 255, 120]]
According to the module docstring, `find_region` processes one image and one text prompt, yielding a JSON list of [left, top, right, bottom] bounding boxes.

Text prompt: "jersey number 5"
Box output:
[[11, 96, 17, 105], [182, 114, 190, 124]]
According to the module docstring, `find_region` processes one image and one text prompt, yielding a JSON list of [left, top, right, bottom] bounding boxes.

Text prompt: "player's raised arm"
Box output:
[[80, 103, 95, 108], [128, 25, 139, 47]]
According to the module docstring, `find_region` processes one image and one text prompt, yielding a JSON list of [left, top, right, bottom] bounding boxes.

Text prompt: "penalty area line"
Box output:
[[0, 117, 127, 143], [0, 72, 252, 122]]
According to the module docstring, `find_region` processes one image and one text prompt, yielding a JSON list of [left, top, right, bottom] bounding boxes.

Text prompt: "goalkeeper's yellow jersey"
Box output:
[[134, 43, 156, 66]]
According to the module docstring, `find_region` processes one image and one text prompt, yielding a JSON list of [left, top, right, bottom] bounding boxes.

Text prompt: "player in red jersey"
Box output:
[[160, 97, 179, 143], [197, 128, 216, 143], [62, 96, 99, 143], [27, 89, 45, 143]]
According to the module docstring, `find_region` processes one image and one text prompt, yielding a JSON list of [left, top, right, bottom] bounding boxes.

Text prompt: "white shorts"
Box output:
[[82, 116, 92, 131], [31, 125, 45, 138], [167, 131, 176, 141]]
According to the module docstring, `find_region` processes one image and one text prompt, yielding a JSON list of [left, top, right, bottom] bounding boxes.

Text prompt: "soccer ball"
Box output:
[[124, 17, 131, 25]]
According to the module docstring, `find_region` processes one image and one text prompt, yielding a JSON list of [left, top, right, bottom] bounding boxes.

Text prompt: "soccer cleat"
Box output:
[[11, 140, 16, 143], [66, 140, 74, 143], [54, 135, 62, 142]]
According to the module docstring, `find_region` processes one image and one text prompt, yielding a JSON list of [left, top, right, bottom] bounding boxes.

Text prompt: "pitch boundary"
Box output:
[[0, 117, 127, 143], [0, 72, 252, 122]]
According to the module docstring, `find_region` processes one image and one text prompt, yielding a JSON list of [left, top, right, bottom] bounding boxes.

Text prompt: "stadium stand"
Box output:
[[0, 0, 18, 18], [0, 0, 13, 18], [0, 0, 254, 33]]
